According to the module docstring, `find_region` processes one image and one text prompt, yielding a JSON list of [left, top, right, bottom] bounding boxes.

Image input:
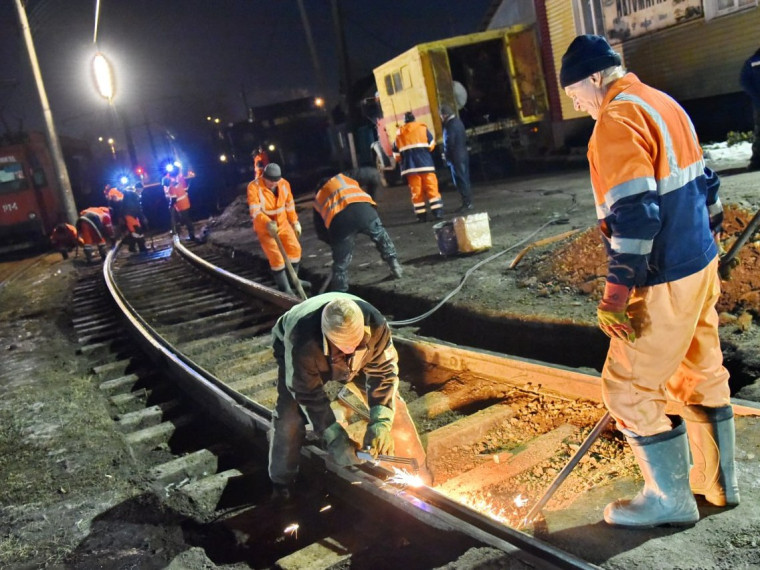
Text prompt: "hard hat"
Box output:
[[263, 163, 282, 182], [321, 298, 366, 354]]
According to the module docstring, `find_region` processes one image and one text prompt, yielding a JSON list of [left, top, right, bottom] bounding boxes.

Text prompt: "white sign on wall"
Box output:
[[604, 0, 704, 41]]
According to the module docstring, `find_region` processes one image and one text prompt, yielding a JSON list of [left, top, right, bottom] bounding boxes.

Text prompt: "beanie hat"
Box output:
[[560, 35, 622, 88], [439, 103, 454, 117], [321, 298, 366, 353], [263, 163, 282, 181], [404, 111, 415, 123]]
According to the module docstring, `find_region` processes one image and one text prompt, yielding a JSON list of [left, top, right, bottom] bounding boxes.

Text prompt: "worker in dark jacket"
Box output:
[[740, 47, 760, 171], [313, 167, 402, 292], [392, 111, 443, 222], [440, 103, 473, 212], [120, 186, 148, 253], [268, 293, 428, 499]]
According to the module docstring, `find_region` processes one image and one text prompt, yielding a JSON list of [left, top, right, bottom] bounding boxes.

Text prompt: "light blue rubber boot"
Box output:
[[604, 418, 699, 527], [682, 404, 740, 507]]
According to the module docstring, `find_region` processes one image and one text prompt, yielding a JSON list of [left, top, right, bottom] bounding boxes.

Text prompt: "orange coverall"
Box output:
[[246, 176, 301, 271], [253, 151, 270, 179]]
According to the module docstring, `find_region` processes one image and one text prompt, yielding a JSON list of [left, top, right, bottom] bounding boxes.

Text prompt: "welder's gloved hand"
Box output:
[[708, 200, 724, 237], [363, 405, 395, 458], [292, 221, 302, 238], [266, 220, 278, 237], [597, 281, 635, 342], [322, 422, 363, 467]]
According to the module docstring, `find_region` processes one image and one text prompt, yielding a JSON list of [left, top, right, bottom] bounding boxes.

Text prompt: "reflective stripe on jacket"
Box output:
[[246, 176, 298, 233], [167, 175, 191, 211], [314, 174, 375, 229], [392, 121, 436, 176], [588, 73, 718, 289], [271, 292, 399, 435]]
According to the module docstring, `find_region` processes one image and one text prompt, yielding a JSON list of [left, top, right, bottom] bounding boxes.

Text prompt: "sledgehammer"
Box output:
[[269, 228, 308, 300], [520, 412, 612, 529]]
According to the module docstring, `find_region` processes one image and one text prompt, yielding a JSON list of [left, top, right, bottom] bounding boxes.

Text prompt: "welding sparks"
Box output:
[[283, 523, 299, 538], [387, 468, 425, 488]]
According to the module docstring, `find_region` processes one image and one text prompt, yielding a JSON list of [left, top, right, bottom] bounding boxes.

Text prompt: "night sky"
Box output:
[[1, 1, 494, 143]]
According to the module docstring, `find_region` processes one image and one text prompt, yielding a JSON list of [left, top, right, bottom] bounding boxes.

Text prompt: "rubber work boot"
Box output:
[[290, 263, 312, 295], [416, 213, 427, 223], [432, 208, 444, 220], [98, 244, 108, 261], [682, 404, 739, 507], [389, 257, 403, 279], [604, 418, 699, 527], [456, 200, 473, 213], [272, 269, 294, 295]]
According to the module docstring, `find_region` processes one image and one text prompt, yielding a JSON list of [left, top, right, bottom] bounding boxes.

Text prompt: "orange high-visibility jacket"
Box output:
[[50, 223, 78, 249], [167, 175, 191, 212], [77, 207, 114, 245], [246, 176, 298, 234], [313, 174, 375, 229], [393, 121, 436, 176], [254, 151, 269, 177]]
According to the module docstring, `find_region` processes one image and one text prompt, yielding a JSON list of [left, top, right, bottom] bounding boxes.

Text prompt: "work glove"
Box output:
[[322, 422, 363, 467], [597, 281, 635, 342], [266, 220, 278, 237], [362, 405, 395, 458], [292, 221, 302, 238], [708, 198, 724, 237]]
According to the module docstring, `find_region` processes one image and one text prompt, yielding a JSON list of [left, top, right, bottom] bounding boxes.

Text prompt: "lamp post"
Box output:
[[13, 0, 79, 225]]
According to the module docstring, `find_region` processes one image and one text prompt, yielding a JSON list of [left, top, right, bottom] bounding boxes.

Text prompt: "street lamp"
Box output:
[[91, 52, 115, 102]]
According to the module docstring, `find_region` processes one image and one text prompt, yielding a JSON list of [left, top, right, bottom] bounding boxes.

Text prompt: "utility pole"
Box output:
[[14, 0, 78, 225]]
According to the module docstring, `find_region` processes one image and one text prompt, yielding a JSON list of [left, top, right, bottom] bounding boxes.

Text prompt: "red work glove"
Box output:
[[597, 281, 635, 342]]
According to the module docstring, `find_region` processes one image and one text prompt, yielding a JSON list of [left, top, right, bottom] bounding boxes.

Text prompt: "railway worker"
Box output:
[[560, 34, 736, 528], [252, 145, 269, 179], [50, 223, 78, 260], [165, 166, 195, 241], [120, 185, 148, 254], [439, 103, 473, 212], [246, 163, 303, 295], [392, 111, 443, 223], [76, 206, 114, 263], [268, 293, 428, 500], [313, 167, 403, 292], [740, 46, 760, 171]]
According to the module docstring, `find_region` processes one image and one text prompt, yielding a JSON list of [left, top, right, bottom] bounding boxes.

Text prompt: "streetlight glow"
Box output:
[[92, 52, 115, 101]]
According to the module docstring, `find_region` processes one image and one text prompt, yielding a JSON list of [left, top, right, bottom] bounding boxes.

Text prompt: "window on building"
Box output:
[[384, 70, 406, 96], [572, 0, 605, 35], [704, 0, 757, 20]]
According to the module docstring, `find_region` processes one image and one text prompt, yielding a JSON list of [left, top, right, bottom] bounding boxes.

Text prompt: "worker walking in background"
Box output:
[[247, 163, 303, 294], [560, 34, 736, 528], [164, 166, 195, 241], [393, 111, 443, 223], [76, 206, 114, 264], [253, 145, 270, 179], [440, 103, 473, 212], [313, 167, 403, 292], [268, 293, 428, 500], [740, 46, 760, 171]]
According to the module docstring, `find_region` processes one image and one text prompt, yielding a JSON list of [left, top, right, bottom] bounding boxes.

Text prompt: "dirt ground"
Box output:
[[2, 144, 760, 568]]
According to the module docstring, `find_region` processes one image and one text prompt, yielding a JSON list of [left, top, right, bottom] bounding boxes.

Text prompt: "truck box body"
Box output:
[[371, 24, 549, 178]]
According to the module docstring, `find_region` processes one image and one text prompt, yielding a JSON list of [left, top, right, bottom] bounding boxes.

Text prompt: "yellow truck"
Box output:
[[371, 24, 549, 185]]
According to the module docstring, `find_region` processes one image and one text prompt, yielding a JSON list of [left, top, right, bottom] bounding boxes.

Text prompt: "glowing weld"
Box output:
[[387, 468, 424, 488], [283, 523, 299, 538]]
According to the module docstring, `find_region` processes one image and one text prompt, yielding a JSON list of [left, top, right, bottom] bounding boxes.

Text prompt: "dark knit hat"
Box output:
[[263, 163, 282, 181], [404, 111, 415, 123], [439, 103, 454, 117], [560, 35, 622, 88]]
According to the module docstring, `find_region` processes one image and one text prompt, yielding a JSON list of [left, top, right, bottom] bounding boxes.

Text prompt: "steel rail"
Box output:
[[104, 239, 602, 570]]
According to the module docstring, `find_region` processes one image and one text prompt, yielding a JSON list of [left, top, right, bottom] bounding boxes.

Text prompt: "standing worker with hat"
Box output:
[[246, 163, 303, 294], [560, 35, 736, 528], [267, 292, 428, 500], [392, 111, 444, 223], [439, 103, 473, 212]]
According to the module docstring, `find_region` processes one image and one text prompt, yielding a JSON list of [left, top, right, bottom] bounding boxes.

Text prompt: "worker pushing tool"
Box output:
[[267, 293, 429, 501], [560, 34, 738, 528]]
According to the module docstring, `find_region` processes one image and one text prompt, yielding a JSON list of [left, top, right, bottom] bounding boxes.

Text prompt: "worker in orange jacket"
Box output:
[[165, 167, 195, 240], [246, 163, 303, 294], [253, 145, 270, 179], [76, 206, 114, 263], [392, 111, 443, 222], [50, 223, 79, 260]]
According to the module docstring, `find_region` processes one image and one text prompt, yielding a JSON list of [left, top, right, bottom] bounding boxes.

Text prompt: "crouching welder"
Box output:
[[247, 163, 303, 294], [560, 35, 738, 528], [76, 206, 114, 263], [268, 293, 428, 499], [50, 223, 78, 260], [313, 167, 403, 292]]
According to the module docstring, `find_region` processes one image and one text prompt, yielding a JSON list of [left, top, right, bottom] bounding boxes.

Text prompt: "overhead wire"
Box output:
[[387, 195, 579, 327]]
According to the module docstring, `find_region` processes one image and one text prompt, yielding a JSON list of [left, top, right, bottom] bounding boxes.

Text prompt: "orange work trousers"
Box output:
[[602, 256, 730, 437], [256, 223, 301, 271], [406, 172, 442, 216]]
